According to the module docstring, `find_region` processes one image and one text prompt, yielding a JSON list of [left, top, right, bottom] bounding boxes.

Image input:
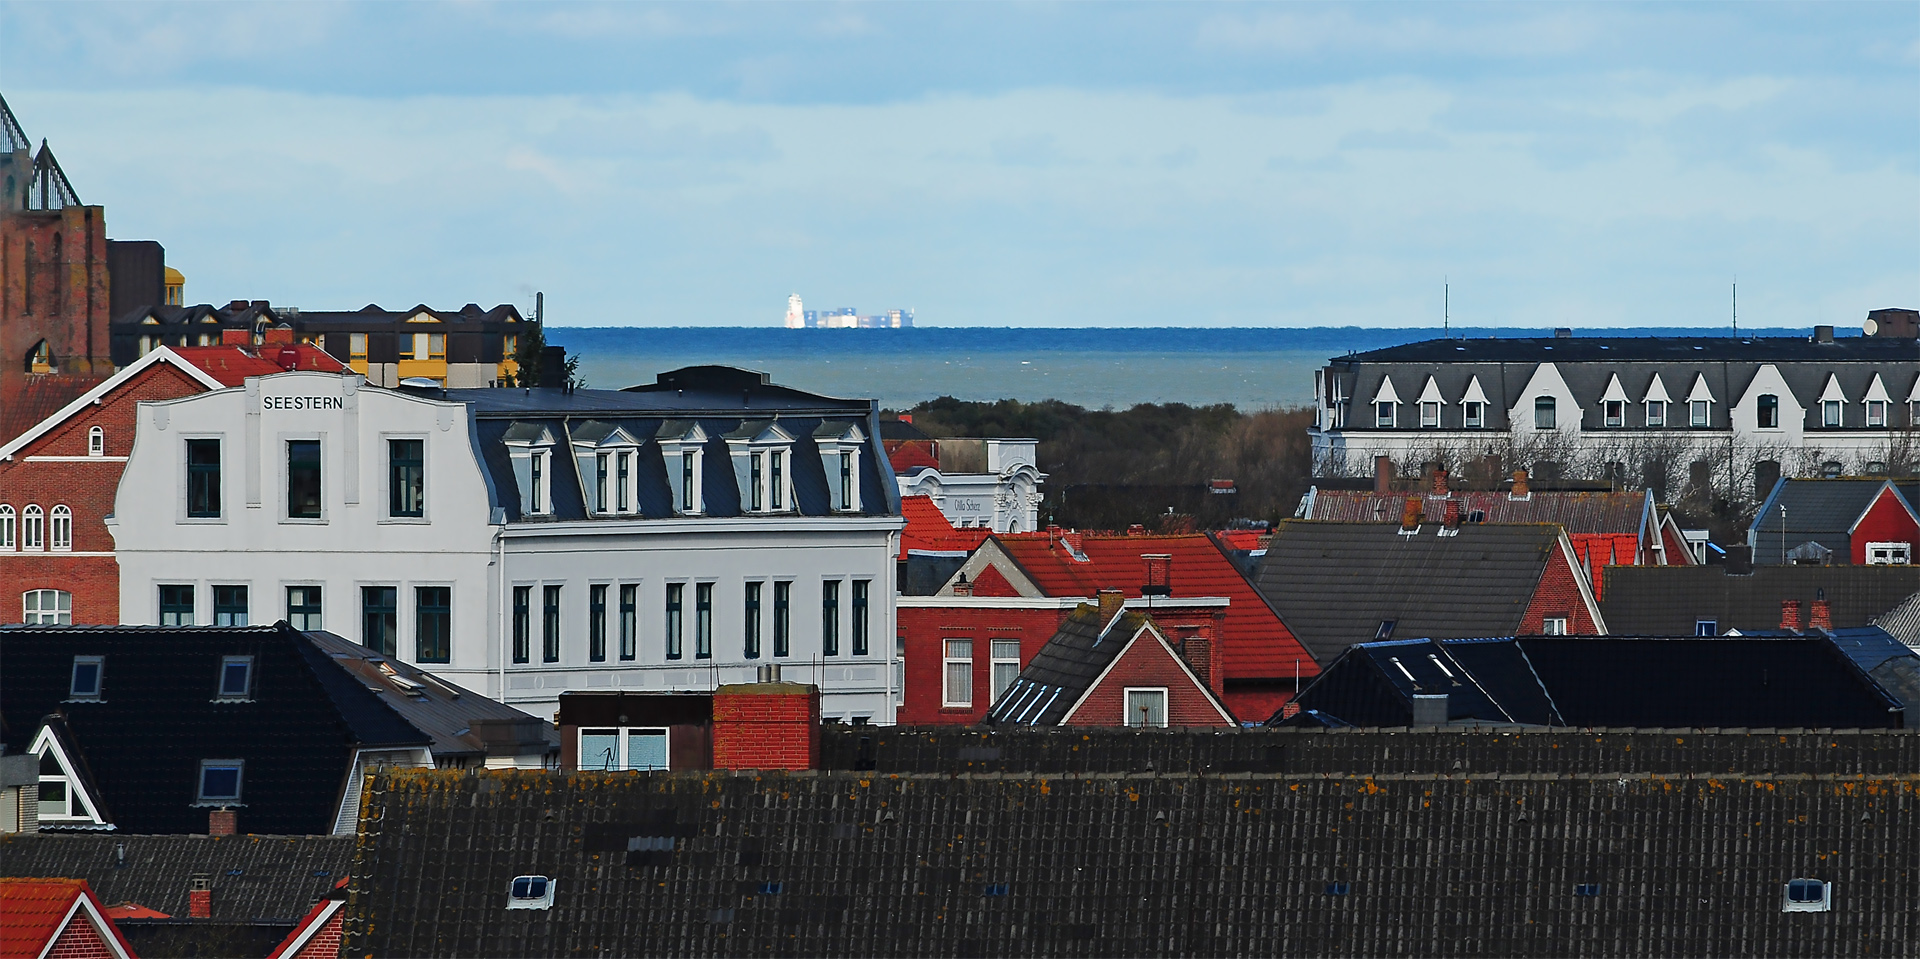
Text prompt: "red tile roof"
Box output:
[[898, 495, 992, 560], [0, 878, 132, 959], [0, 374, 109, 447], [104, 902, 168, 920], [171, 345, 347, 386], [988, 531, 1312, 682], [1570, 533, 1641, 601], [887, 441, 940, 474]]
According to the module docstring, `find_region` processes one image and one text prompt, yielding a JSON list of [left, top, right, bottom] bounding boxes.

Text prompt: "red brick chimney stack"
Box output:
[[1809, 599, 1833, 631], [951, 574, 973, 597], [1096, 588, 1126, 620], [1142, 554, 1172, 596], [1442, 499, 1461, 530], [712, 678, 821, 770], [1178, 627, 1222, 701], [208, 808, 236, 836], [1779, 599, 1803, 632], [220, 329, 250, 346], [1400, 496, 1425, 531], [263, 327, 295, 346], [1374, 456, 1394, 493], [1432, 467, 1449, 497], [1511, 470, 1530, 498], [189, 875, 212, 919]]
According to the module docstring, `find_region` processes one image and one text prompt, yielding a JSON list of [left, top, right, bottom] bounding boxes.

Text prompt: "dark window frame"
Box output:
[[69, 655, 104, 700], [196, 760, 244, 804], [542, 585, 562, 663], [212, 585, 248, 626], [217, 655, 254, 700], [389, 438, 425, 517], [186, 439, 222, 517], [416, 586, 451, 663], [822, 580, 840, 656], [773, 581, 791, 657], [512, 586, 531, 664], [618, 584, 637, 661], [665, 583, 684, 660], [694, 582, 713, 659], [589, 584, 608, 662], [159, 584, 195, 626], [743, 581, 763, 659], [363, 585, 398, 657], [287, 439, 323, 519], [286, 585, 323, 631], [852, 580, 870, 656]]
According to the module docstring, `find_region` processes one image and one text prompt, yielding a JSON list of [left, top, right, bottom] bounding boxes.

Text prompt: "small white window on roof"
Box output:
[[1782, 879, 1830, 913], [507, 876, 555, 910]]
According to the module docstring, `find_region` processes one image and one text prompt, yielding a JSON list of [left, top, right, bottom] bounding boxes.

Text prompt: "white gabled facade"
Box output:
[[897, 438, 1046, 533]]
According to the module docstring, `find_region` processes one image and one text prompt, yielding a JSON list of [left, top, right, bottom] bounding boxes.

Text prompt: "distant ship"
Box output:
[[784, 294, 913, 328]]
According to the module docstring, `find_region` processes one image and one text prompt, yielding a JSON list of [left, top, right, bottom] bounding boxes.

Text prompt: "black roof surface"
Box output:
[[983, 606, 1147, 726], [1281, 635, 1905, 728], [0, 624, 428, 835], [0, 834, 353, 922], [1252, 521, 1566, 664], [300, 631, 556, 761], [1338, 334, 1917, 364], [344, 737, 1920, 957], [1600, 565, 1920, 636]]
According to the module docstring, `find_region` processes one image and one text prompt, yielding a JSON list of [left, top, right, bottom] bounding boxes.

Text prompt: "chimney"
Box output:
[[1779, 599, 1803, 632], [1374, 456, 1394, 493], [1142, 554, 1173, 596], [1127, 524, 1146, 536], [951, 573, 973, 597], [1178, 628, 1223, 702], [1554, 328, 1572, 339], [1431, 466, 1449, 497], [1410, 694, 1449, 725], [1442, 499, 1461, 531], [208, 808, 235, 836], [1809, 599, 1833, 631], [711, 680, 821, 770], [1060, 531, 1085, 558], [188, 875, 212, 919], [1813, 325, 1835, 344], [1096, 588, 1126, 620], [220, 328, 249, 346], [262, 327, 295, 346], [228, 300, 250, 312], [1400, 496, 1425, 532], [1511, 469, 1530, 498]]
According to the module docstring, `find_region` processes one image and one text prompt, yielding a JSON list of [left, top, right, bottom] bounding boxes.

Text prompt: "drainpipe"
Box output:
[[496, 524, 507, 701]]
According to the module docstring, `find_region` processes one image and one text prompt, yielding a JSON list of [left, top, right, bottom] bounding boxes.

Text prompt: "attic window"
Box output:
[[1541, 617, 1569, 636], [507, 876, 554, 910], [1574, 884, 1603, 897], [1325, 882, 1351, 896], [69, 655, 104, 700], [216, 656, 254, 701], [196, 760, 244, 804], [1375, 621, 1396, 640], [1783, 879, 1830, 913], [1695, 620, 1717, 636]]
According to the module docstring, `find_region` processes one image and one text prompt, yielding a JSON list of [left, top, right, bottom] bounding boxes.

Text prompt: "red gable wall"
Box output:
[[897, 604, 1067, 725], [1851, 488, 1919, 565], [1519, 543, 1600, 635], [45, 919, 120, 959], [1062, 629, 1234, 727]]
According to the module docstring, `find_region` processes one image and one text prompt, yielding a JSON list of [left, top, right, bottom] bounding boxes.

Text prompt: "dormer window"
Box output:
[[814, 422, 866, 512], [570, 421, 642, 516], [1645, 400, 1666, 426], [530, 450, 547, 513], [503, 422, 557, 517], [726, 421, 797, 514], [1375, 401, 1395, 428], [1757, 394, 1780, 429], [657, 421, 709, 515]]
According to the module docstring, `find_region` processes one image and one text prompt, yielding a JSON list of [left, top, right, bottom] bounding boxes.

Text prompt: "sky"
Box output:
[[3, 2, 1916, 329]]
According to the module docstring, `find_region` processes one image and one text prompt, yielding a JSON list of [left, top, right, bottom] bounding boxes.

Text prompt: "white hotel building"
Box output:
[[110, 366, 904, 721]]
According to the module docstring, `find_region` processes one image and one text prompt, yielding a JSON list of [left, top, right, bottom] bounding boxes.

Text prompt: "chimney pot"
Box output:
[[1779, 599, 1803, 632], [188, 874, 212, 920], [952, 577, 973, 597], [1400, 496, 1425, 531], [1809, 599, 1833, 631]]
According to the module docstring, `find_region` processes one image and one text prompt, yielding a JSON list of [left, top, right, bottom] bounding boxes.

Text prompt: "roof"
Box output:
[[982, 531, 1311, 682], [984, 606, 1144, 725], [878, 418, 932, 441], [1600, 564, 1920, 635], [1283, 635, 1905, 729], [0, 878, 91, 957], [1304, 489, 1648, 534], [0, 624, 430, 834], [1750, 479, 1918, 554], [1338, 333, 1912, 364], [0, 374, 108, 448], [170, 344, 349, 386], [897, 495, 991, 560], [0, 346, 227, 458], [0, 835, 354, 923], [1252, 521, 1568, 665], [345, 745, 1920, 957], [27, 140, 80, 210], [299, 631, 557, 761], [1875, 590, 1920, 645]]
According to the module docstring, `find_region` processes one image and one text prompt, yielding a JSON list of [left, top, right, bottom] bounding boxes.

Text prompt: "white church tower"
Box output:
[[784, 293, 806, 329]]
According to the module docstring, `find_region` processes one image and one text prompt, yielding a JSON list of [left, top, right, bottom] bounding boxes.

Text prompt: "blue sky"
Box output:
[[4, 2, 1915, 328]]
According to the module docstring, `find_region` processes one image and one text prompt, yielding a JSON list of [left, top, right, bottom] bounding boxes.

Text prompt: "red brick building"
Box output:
[[0, 335, 343, 624], [897, 528, 1315, 724], [0, 878, 139, 959]]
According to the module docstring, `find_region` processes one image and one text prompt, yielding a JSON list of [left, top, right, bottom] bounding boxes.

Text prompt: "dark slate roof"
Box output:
[[1342, 334, 1914, 364], [344, 749, 1920, 958], [1280, 635, 1905, 729], [983, 606, 1147, 725], [1750, 479, 1917, 558], [878, 418, 932, 441], [1252, 521, 1565, 664], [1600, 565, 1920, 635], [0, 834, 353, 922], [1875, 590, 1920, 645], [300, 631, 557, 762], [0, 624, 428, 835]]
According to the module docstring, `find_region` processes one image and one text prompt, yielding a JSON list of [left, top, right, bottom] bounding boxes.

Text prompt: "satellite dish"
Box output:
[[1863, 317, 1878, 336]]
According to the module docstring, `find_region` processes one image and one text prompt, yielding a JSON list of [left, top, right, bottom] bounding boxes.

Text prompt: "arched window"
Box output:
[[50, 506, 72, 550], [22, 505, 44, 549], [0, 505, 14, 549], [1757, 394, 1779, 429], [1533, 396, 1557, 430], [88, 426, 104, 457]]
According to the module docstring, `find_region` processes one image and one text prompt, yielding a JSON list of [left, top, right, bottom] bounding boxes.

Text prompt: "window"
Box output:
[[1541, 617, 1569, 636], [1821, 460, 1843, 479], [769, 450, 785, 510], [578, 727, 668, 772], [416, 586, 451, 663], [389, 440, 424, 517], [1690, 399, 1710, 427], [529, 450, 547, 514], [691, 583, 713, 659], [618, 584, 637, 660], [542, 585, 562, 663], [349, 333, 368, 359], [213, 585, 248, 626], [1912, 400, 1920, 427], [160, 584, 195, 626], [839, 452, 854, 508], [943, 639, 973, 707], [1533, 396, 1556, 430], [1757, 394, 1779, 429], [680, 451, 698, 513], [429, 333, 446, 359], [1125, 688, 1169, 727], [196, 760, 244, 804], [287, 586, 323, 630], [187, 439, 221, 517], [1866, 543, 1911, 566], [589, 585, 608, 662], [23, 505, 43, 549], [665, 583, 683, 660], [821, 581, 840, 656], [217, 656, 253, 700], [773, 582, 791, 657], [39, 752, 74, 819], [1463, 401, 1483, 429], [1867, 400, 1886, 427], [88, 426, 103, 456], [69, 655, 103, 699], [1695, 620, 1718, 637], [25, 589, 71, 625], [1574, 884, 1603, 898], [616, 452, 632, 512], [852, 580, 870, 656], [1375, 401, 1394, 428], [0, 505, 13, 548], [48, 505, 70, 550], [512, 587, 531, 664], [1783, 879, 1830, 913], [991, 640, 1021, 702], [743, 581, 763, 659], [363, 586, 398, 656], [287, 440, 322, 518], [1375, 620, 1396, 641], [595, 453, 609, 512], [1604, 400, 1624, 428], [750, 453, 764, 511], [1823, 399, 1842, 428], [1419, 402, 1439, 428], [1325, 883, 1351, 896], [1646, 400, 1666, 427], [507, 876, 555, 911]]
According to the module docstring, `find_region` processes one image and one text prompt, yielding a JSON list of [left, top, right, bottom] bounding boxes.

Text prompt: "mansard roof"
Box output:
[[1342, 334, 1912, 364]]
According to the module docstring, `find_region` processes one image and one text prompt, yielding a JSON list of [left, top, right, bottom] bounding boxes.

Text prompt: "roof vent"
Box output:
[[1813, 325, 1835, 344], [1554, 328, 1572, 339]]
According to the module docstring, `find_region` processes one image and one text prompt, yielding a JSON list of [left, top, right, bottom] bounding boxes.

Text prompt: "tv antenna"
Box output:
[[1731, 278, 1737, 335], [1444, 279, 1449, 337]]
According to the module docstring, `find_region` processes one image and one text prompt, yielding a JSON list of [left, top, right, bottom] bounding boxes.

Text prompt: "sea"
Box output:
[[548, 326, 1813, 412]]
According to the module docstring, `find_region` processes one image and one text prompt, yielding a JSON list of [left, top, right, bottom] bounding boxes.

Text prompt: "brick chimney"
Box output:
[[188, 875, 212, 919], [220, 328, 250, 346], [1431, 467, 1449, 497], [711, 680, 821, 770], [262, 327, 295, 346], [1142, 554, 1172, 596], [1178, 626, 1224, 703], [1779, 599, 1802, 632], [1374, 456, 1394, 494], [208, 808, 235, 836], [1096, 588, 1126, 620], [1442, 499, 1461, 531], [1809, 599, 1833, 631], [951, 573, 973, 597], [1060, 531, 1085, 559], [1510, 469, 1530, 498], [1400, 496, 1425, 532]]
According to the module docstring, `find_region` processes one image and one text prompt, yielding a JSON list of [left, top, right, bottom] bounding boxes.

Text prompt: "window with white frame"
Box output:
[[943, 639, 973, 707], [1541, 617, 1570, 635], [1690, 399, 1710, 427], [1866, 400, 1887, 427], [1419, 402, 1440, 428], [24, 589, 71, 625], [88, 426, 103, 456], [1463, 401, 1483, 429], [1865, 543, 1911, 566], [1695, 620, 1717, 637], [49, 505, 71, 550], [814, 422, 866, 512], [1375, 402, 1395, 428], [1822, 400, 1842, 428], [38, 748, 86, 820], [22, 505, 43, 549], [0, 505, 13, 549], [529, 448, 548, 514], [1646, 400, 1666, 427], [506, 876, 554, 911], [1604, 400, 1624, 428], [990, 640, 1021, 703], [1124, 688, 1168, 727], [1782, 879, 1830, 913], [577, 727, 669, 771]]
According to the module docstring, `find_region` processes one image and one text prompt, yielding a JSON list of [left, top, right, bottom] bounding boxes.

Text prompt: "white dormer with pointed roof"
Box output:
[[1599, 374, 1631, 428], [1685, 373, 1717, 428], [570, 420, 645, 516], [1371, 376, 1401, 428], [814, 421, 867, 512], [1458, 375, 1490, 429], [30, 723, 111, 828], [503, 422, 557, 517], [1642, 373, 1672, 426], [726, 420, 798, 514], [656, 421, 709, 515], [1816, 372, 1849, 428], [1731, 364, 1802, 440], [1508, 363, 1580, 434], [1416, 375, 1444, 428], [1863, 373, 1893, 428]]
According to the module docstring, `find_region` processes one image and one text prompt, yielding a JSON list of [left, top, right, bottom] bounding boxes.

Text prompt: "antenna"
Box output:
[[1444, 280, 1449, 337], [1731, 279, 1736, 335]]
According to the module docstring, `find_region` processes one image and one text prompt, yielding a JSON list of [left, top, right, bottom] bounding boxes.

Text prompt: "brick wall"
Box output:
[[1064, 625, 1235, 727], [45, 916, 119, 959], [1519, 542, 1600, 634], [897, 605, 1067, 724], [290, 909, 344, 959], [711, 683, 821, 770], [1851, 488, 1919, 564], [1, 205, 115, 437]]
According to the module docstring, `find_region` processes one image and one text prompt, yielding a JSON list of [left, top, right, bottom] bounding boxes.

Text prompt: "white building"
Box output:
[[784, 294, 805, 329], [111, 366, 904, 721], [891, 433, 1046, 533]]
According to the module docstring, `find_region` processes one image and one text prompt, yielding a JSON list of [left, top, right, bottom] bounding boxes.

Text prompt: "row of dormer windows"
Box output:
[[1371, 396, 1917, 430]]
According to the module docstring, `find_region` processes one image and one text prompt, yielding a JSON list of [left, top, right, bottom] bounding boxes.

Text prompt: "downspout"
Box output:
[[496, 524, 507, 701]]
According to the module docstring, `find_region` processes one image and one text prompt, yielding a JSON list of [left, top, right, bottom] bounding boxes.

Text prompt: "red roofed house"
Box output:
[[0, 332, 344, 624], [0, 878, 139, 959], [266, 879, 347, 959], [897, 528, 1316, 724]]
